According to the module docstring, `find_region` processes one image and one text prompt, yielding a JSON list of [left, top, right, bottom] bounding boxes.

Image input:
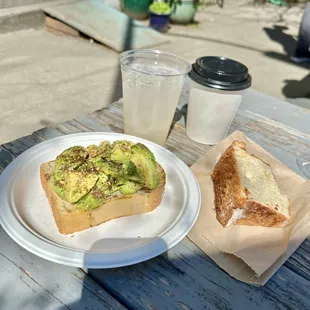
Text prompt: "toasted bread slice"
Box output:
[[211, 141, 290, 228], [40, 161, 166, 234]]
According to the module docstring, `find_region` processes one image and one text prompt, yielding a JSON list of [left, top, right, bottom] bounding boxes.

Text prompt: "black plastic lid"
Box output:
[[188, 56, 251, 91]]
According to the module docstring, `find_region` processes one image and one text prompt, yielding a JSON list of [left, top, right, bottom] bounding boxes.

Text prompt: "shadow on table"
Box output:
[[62, 232, 310, 310], [83, 240, 310, 310], [64, 237, 169, 310], [169, 104, 188, 135]]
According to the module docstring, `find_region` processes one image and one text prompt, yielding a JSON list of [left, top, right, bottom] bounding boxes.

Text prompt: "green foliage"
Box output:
[[149, 2, 171, 14]]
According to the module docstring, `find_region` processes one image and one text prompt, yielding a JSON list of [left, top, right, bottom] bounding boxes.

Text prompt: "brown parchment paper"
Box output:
[[188, 130, 310, 285]]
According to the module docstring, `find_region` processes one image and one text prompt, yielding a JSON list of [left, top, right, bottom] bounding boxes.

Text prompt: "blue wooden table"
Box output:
[[1, 89, 310, 310]]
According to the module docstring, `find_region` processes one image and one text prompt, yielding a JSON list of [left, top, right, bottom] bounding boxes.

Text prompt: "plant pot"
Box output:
[[121, 0, 152, 20], [149, 11, 171, 33], [170, 0, 198, 24]]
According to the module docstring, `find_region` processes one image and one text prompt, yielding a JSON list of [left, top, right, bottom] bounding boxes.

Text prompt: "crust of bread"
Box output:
[[40, 161, 166, 234], [211, 141, 288, 228], [234, 200, 288, 227]]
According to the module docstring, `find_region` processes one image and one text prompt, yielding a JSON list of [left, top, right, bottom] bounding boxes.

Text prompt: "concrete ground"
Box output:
[[0, 0, 309, 144]]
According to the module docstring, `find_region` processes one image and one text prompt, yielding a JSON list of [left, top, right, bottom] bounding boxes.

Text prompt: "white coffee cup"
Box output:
[[186, 56, 251, 145]]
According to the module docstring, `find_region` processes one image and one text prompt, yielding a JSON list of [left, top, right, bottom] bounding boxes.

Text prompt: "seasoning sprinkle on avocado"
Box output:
[[51, 140, 160, 210]]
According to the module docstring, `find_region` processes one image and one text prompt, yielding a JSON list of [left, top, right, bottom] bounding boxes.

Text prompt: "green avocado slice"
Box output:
[[64, 169, 98, 204], [110, 140, 133, 164], [76, 173, 111, 210], [119, 181, 143, 195], [56, 146, 88, 169], [130, 143, 160, 190], [51, 141, 160, 208], [76, 187, 106, 210], [86, 141, 112, 159]]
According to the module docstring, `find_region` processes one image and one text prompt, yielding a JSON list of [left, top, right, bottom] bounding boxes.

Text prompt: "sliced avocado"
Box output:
[[130, 143, 160, 190], [51, 164, 67, 200], [91, 157, 142, 188], [52, 165, 66, 186], [52, 146, 88, 187], [110, 140, 133, 164], [98, 141, 112, 158], [76, 186, 106, 210], [119, 181, 143, 195], [88, 156, 103, 171], [94, 160, 123, 178], [125, 160, 145, 184], [86, 141, 112, 159], [51, 178, 66, 200], [52, 146, 88, 193], [51, 141, 159, 207], [76, 161, 96, 174], [97, 173, 112, 195], [56, 146, 88, 169], [64, 168, 98, 203], [108, 176, 126, 194], [125, 160, 137, 175], [86, 144, 101, 158]]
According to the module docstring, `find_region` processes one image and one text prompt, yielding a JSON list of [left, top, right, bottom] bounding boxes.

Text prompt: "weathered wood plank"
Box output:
[[76, 116, 112, 133], [87, 237, 310, 310], [0, 124, 127, 309], [91, 100, 310, 171], [84, 99, 310, 310], [230, 110, 310, 175], [2, 119, 111, 158], [90, 102, 212, 166], [0, 146, 15, 173], [90, 104, 125, 134], [1, 89, 310, 310], [241, 89, 310, 135], [284, 239, 310, 282], [31, 127, 64, 140], [53, 118, 111, 135], [0, 226, 125, 310], [2, 134, 45, 157]]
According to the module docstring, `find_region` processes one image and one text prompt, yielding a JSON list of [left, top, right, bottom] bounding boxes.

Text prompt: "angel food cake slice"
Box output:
[[211, 141, 290, 228]]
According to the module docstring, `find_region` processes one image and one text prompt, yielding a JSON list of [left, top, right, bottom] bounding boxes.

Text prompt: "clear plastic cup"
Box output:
[[186, 56, 251, 145], [119, 49, 191, 145]]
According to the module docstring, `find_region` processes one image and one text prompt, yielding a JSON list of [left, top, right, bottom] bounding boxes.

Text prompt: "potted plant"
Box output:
[[121, 0, 153, 20], [149, 1, 172, 32], [168, 0, 202, 24]]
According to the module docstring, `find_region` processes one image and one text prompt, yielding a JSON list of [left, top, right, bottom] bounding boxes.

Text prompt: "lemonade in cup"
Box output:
[[119, 49, 191, 145]]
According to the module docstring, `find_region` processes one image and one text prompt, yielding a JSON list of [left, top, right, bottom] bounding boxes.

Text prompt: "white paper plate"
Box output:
[[0, 132, 201, 268]]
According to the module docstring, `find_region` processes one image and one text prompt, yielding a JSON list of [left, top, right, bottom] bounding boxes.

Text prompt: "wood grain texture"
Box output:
[[241, 89, 310, 135], [0, 130, 126, 310], [2, 134, 44, 156], [87, 238, 310, 310], [0, 225, 126, 310], [1, 90, 310, 309], [85, 98, 310, 309], [0, 146, 15, 173]]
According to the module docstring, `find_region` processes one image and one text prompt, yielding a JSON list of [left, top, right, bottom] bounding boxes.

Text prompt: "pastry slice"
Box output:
[[211, 141, 290, 228]]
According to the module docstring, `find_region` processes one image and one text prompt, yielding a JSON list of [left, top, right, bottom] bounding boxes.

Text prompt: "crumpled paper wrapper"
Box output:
[[188, 130, 310, 285]]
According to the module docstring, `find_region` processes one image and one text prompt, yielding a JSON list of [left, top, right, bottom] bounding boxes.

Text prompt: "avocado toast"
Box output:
[[40, 140, 166, 234]]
